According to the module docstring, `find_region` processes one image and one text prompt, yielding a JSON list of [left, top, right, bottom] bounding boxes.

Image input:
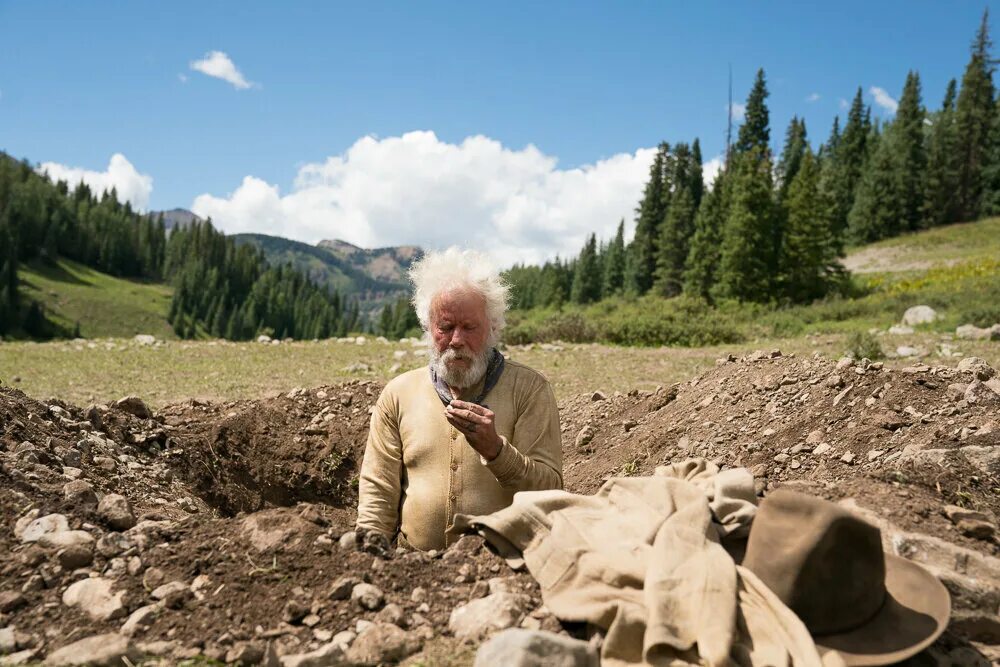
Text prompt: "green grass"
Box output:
[[843, 217, 1000, 272], [18, 258, 175, 340]]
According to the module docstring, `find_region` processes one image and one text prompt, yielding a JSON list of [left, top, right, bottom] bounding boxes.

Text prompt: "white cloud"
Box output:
[[839, 98, 849, 110], [869, 86, 898, 114], [192, 131, 656, 266], [805, 93, 821, 103], [702, 154, 725, 188], [190, 51, 254, 90], [728, 102, 746, 121], [37, 154, 153, 210]]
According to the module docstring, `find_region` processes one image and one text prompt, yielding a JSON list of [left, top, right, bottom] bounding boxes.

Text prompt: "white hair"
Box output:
[[409, 247, 510, 337]]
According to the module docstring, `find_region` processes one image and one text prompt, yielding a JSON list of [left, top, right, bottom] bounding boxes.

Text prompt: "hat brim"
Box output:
[[813, 555, 950, 666]]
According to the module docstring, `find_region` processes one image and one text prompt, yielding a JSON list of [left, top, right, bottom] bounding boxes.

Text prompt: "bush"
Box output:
[[846, 330, 883, 360]]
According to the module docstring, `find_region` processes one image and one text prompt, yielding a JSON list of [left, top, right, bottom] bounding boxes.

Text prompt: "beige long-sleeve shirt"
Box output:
[[356, 359, 563, 551]]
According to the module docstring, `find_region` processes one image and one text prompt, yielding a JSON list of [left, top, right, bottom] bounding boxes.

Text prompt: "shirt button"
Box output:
[[450, 494, 457, 502], [450, 461, 458, 470]]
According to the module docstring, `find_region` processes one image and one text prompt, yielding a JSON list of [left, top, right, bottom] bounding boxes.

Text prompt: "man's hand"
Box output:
[[445, 400, 503, 461], [355, 528, 392, 558]]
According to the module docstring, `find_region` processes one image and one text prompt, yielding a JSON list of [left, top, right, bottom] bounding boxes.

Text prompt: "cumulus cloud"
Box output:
[[190, 51, 254, 89], [805, 92, 821, 103], [728, 102, 746, 121], [192, 131, 656, 266], [702, 154, 725, 188], [38, 153, 153, 210], [870, 86, 898, 114]]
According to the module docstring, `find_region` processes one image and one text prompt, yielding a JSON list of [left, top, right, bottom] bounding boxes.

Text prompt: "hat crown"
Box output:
[[743, 490, 886, 635]]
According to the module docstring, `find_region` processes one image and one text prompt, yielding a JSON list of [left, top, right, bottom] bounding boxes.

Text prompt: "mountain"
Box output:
[[316, 239, 423, 283], [154, 208, 203, 232], [232, 234, 422, 320]]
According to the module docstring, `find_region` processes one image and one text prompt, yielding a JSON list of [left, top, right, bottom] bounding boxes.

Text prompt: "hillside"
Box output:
[[317, 238, 423, 283], [18, 259, 175, 340], [843, 218, 1000, 273]]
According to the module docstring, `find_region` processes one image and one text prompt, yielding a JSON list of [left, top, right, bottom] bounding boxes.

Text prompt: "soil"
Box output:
[[1, 350, 998, 664]]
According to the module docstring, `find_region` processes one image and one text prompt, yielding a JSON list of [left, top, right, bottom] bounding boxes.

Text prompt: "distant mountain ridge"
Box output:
[[156, 208, 203, 231], [316, 239, 422, 283]]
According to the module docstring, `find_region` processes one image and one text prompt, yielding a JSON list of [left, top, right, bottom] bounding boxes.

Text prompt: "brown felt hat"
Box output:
[[742, 489, 950, 666]]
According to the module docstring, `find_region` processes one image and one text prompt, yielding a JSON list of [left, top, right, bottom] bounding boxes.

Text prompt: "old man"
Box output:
[[356, 248, 563, 551]]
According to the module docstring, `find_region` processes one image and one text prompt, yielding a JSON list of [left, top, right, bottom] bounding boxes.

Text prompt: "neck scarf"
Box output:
[[430, 347, 505, 407]]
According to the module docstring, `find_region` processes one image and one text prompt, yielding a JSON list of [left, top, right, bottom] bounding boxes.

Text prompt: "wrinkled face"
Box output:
[[429, 289, 493, 387]]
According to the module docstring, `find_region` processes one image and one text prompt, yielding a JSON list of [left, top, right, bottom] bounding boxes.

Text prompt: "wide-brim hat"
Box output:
[[742, 489, 950, 665]]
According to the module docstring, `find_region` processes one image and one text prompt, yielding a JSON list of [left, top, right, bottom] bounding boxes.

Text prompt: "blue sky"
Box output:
[[0, 1, 994, 264]]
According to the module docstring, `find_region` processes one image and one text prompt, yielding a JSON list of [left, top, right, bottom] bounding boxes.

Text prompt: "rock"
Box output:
[[375, 602, 407, 628], [351, 583, 384, 611], [38, 530, 94, 549], [328, 576, 359, 600], [965, 380, 1000, 405], [840, 452, 856, 465], [96, 533, 135, 559], [474, 629, 599, 667], [960, 445, 1000, 475], [150, 581, 191, 608], [410, 587, 427, 603], [875, 412, 904, 431], [119, 604, 159, 636], [895, 346, 920, 358], [902, 305, 937, 326], [279, 641, 346, 667], [590, 391, 606, 402], [574, 425, 596, 450], [812, 443, 831, 456], [956, 323, 1000, 341], [133, 334, 156, 346], [57, 544, 94, 569], [957, 357, 996, 381], [823, 374, 843, 389], [63, 480, 98, 508], [346, 623, 419, 666], [62, 578, 127, 621], [805, 429, 824, 444], [282, 598, 310, 624], [225, 641, 265, 665], [337, 530, 358, 550], [257, 335, 272, 344], [241, 509, 314, 552], [449, 592, 530, 641], [957, 519, 996, 540], [112, 396, 151, 420], [43, 633, 140, 666], [0, 592, 27, 614], [19, 514, 69, 543], [97, 494, 136, 531], [887, 325, 914, 335]]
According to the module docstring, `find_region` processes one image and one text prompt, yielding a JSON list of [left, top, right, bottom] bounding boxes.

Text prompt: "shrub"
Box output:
[[846, 330, 883, 360]]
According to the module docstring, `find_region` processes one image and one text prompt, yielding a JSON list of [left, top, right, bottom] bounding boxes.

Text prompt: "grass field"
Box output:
[[19, 258, 176, 340], [2, 331, 997, 409], [843, 217, 1000, 273]]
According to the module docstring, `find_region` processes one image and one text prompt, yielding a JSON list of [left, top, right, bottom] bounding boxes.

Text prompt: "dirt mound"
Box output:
[[161, 382, 379, 515], [2, 352, 999, 664]]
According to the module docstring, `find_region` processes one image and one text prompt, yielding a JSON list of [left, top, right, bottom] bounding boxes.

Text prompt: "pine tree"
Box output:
[[980, 98, 1000, 215], [830, 88, 869, 238], [653, 188, 697, 297], [735, 69, 771, 156], [955, 9, 996, 220], [714, 148, 778, 302], [892, 71, 928, 231], [625, 144, 669, 294], [848, 132, 903, 243], [570, 234, 601, 304], [776, 117, 808, 201], [683, 170, 729, 300], [780, 150, 840, 302], [602, 220, 626, 297]]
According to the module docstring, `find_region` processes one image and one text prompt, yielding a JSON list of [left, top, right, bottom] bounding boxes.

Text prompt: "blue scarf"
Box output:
[[430, 347, 505, 407]]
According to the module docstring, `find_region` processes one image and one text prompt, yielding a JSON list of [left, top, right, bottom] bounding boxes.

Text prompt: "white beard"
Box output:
[[431, 346, 491, 389]]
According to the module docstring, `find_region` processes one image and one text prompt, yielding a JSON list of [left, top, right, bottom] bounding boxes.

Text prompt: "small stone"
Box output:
[[942, 505, 993, 524], [62, 578, 127, 621], [410, 587, 427, 603], [805, 429, 824, 444], [812, 443, 831, 456], [902, 305, 937, 326], [98, 494, 136, 531], [590, 391, 606, 401], [63, 480, 99, 508], [956, 519, 996, 540], [113, 396, 152, 419], [449, 592, 529, 641], [328, 576, 359, 600], [338, 531, 358, 550], [773, 453, 789, 464], [120, 604, 159, 636], [20, 514, 69, 543], [896, 346, 920, 358], [43, 633, 140, 666], [574, 425, 596, 450], [0, 592, 27, 613], [474, 629, 599, 667], [142, 567, 166, 591], [58, 544, 94, 569], [375, 603, 407, 628], [840, 452, 856, 465], [761, 428, 776, 438], [868, 449, 885, 462], [351, 583, 384, 611], [283, 598, 310, 624], [150, 581, 191, 609], [38, 530, 94, 549], [96, 533, 135, 559], [346, 623, 419, 666], [225, 641, 265, 666]]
